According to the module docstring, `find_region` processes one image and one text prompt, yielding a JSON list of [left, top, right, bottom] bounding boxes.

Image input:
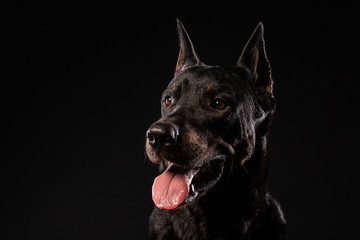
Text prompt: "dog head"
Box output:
[[145, 20, 275, 209]]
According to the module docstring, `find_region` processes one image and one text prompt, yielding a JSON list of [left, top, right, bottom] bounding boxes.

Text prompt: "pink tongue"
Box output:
[[152, 164, 197, 209]]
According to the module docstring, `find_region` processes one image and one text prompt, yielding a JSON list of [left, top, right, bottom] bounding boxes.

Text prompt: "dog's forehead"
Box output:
[[168, 66, 242, 92]]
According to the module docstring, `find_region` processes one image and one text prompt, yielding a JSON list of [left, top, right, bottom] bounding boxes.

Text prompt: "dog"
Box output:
[[145, 19, 286, 240]]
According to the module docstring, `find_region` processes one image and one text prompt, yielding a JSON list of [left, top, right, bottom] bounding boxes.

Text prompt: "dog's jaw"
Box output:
[[185, 158, 225, 204]]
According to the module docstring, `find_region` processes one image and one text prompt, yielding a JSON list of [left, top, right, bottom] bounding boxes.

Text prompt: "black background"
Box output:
[[1, 2, 359, 240]]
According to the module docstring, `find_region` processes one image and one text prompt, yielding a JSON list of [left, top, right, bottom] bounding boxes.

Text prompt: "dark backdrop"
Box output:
[[1, 2, 359, 240]]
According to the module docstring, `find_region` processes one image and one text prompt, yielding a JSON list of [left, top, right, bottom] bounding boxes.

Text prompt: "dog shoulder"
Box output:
[[248, 193, 286, 240], [266, 193, 286, 226]]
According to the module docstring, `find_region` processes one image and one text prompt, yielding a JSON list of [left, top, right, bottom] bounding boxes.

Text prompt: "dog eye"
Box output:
[[164, 96, 173, 106], [211, 99, 228, 110]]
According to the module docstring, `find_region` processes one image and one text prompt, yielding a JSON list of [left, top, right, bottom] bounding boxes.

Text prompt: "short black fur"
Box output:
[[145, 19, 286, 240]]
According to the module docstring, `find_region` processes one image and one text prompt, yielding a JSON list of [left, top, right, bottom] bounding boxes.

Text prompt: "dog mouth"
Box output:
[[152, 158, 225, 209]]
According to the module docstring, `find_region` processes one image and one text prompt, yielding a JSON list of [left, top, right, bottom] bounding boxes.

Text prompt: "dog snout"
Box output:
[[146, 122, 179, 149]]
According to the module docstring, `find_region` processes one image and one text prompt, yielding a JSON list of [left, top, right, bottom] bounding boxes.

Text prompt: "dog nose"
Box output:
[[146, 122, 178, 148]]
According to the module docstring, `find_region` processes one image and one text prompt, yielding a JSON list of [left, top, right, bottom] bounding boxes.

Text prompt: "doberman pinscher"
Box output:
[[145, 19, 286, 240]]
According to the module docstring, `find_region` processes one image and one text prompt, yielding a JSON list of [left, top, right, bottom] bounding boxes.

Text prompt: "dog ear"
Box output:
[[237, 22, 273, 95], [174, 19, 202, 76]]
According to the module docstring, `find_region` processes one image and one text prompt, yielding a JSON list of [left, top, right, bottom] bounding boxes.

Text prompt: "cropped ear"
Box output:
[[175, 19, 202, 76], [237, 22, 273, 95]]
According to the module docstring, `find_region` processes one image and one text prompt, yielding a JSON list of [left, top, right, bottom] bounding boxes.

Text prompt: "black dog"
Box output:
[[145, 20, 286, 240]]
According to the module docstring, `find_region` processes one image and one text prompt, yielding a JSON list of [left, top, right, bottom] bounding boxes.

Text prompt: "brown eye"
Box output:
[[211, 99, 227, 110], [164, 96, 172, 106]]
